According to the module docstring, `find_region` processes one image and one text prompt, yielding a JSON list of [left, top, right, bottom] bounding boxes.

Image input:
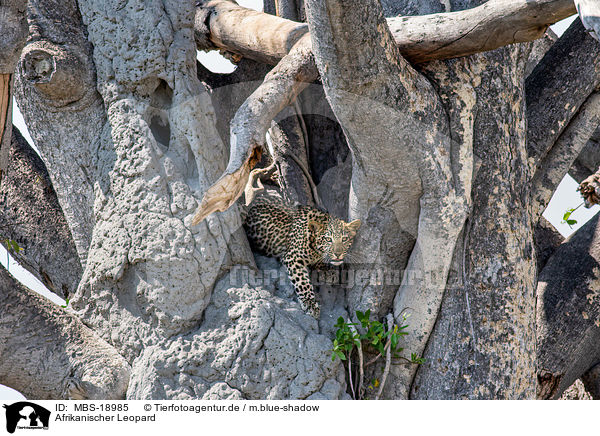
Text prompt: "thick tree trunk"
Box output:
[[413, 46, 536, 399], [6, 0, 595, 400]]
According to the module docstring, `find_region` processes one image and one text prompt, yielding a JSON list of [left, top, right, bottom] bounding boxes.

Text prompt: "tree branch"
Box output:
[[0, 0, 28, 183], [0, 127, 82, 299], [0, 265, 130, 399], [568, 129, 600, 183], [195, 0, 575, 67], [526, 19, 600, 165], [195, 0, 309, 65], [531, 91, 600, 218], [388, 0, 575, 64], [192, 34, 317, 223], [14, 0, 104, 266], [268, 106, 322, 207], [537, 214, 600, 399]]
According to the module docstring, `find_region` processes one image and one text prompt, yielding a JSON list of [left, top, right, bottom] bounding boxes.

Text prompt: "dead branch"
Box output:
[[192, 34, 317, 224], [578, 173, 600, 207], [244, 161, 276, 205], [196, 0, 575, 66]]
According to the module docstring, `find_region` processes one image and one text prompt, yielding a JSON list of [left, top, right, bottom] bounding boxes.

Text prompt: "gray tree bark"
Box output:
[[3, 0, 599, 401], [0, 264, 130, 399], [0, 127, 81, 299], [0, 0, 28, 183]]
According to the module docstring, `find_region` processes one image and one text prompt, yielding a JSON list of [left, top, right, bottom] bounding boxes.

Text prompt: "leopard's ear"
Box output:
[[308, 219, 324, 234], [346, 219, 361, 235]]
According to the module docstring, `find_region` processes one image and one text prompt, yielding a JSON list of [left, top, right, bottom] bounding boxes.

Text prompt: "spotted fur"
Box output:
[[244, 197, 361, 318]]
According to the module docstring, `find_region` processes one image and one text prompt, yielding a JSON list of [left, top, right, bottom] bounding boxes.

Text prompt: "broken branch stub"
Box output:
[[191, 144, 262, 225]]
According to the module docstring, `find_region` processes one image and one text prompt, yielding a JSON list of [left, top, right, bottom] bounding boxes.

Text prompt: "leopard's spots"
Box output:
[[243, 198, 360, 319]]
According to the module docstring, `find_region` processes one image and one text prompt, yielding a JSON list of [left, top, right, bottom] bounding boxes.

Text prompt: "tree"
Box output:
[[1, 0, 599, 399]]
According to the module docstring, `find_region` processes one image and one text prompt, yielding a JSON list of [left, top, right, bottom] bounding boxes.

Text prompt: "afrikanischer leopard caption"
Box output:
[[244, 197, 361, 318]]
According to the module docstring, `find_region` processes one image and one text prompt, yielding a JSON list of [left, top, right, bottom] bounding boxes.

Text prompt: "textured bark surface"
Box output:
[[537, 215, 600, 399], [0, 265, 130, 399], [535, 217, 564, 272], [14, 0, 103, 265], [0, 0, 28, 183], [526, 19, 600, 164], [5, 0, 598, 401], [69, 0, 251, 361], [412, 44, 536, 399], [0, 128, 81, 299], [0, 0, 28, 74], [569, 128, 600, 183], [127, 267, 348, 399]]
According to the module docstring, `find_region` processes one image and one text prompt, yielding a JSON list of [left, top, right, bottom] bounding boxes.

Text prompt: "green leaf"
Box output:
[[391, 333, 399, 350], [563, 208, 574, 221]]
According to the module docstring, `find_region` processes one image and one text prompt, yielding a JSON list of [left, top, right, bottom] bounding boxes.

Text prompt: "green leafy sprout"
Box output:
[[562, 203, 583, 228]]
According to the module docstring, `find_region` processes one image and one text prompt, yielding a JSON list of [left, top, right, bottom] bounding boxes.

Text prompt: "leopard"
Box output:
[[243, 196, 361, 319]]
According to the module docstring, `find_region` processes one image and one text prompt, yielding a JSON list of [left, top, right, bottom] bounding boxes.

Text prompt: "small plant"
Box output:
[[562, 203, 583, 228], [331, 309, 424, 400], [61, 297, 70, 309]]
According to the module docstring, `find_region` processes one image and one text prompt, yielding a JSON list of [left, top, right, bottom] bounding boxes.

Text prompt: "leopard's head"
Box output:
[[311, 218, 361, 266]]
